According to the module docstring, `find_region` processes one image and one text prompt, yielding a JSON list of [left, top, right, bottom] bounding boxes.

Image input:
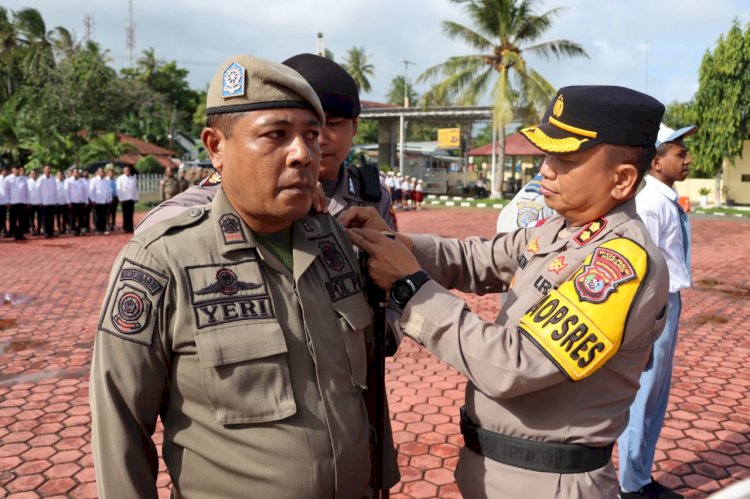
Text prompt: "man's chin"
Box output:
[[319, 162, 341, 181]]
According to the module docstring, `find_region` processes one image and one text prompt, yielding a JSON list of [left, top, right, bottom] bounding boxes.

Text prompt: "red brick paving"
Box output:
[[1, 208, 749, 498]]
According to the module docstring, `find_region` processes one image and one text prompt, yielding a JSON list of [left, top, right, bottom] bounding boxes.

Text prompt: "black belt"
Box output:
[[459, 406, 612, 474]]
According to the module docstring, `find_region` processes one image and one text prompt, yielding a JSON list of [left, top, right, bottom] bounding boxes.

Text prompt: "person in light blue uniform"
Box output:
[[617, 123, 697, 499], [496, 173, 557, 233]]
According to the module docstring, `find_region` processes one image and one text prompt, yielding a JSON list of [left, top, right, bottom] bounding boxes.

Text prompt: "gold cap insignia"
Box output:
[[552, 94, 564, 118]]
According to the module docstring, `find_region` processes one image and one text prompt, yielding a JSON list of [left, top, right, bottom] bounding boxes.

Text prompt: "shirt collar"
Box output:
[[645, 174, 678, 201]]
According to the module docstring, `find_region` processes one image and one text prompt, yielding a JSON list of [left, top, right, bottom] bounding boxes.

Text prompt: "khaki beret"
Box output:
[[206, 54, 325, 124]]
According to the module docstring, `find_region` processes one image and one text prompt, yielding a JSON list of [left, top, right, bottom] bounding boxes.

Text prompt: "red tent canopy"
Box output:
[[467, 132, 544, 156]]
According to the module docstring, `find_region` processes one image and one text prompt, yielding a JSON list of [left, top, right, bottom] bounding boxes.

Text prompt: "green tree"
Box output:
[[691, 21, 750, 205], [418, 0, 587, 195], [387, 75, 419, 107], [662, 100, 695, 131], [12, 8, 69, 87], [342, 46, 375, 93]]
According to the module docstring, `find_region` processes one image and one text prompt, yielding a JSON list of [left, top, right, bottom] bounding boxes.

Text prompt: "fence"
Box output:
[[137, 173, 162, 194]]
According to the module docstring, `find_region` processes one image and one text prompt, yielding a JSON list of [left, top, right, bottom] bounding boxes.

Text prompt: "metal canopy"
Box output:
[[360, 105, 493, 124]]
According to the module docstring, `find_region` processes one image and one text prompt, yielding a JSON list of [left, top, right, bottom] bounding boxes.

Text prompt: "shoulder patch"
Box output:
[[516, 201, 543, 228], [518, 238, 648, 381], [98, 258, 169, 345]]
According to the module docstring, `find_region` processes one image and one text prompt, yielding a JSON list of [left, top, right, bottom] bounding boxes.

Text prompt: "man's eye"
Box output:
[[306, 130, 320, 140], [265, 130, 285, 139]]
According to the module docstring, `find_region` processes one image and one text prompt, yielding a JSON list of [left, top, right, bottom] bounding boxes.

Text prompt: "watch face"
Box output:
[[392, 280, 414, 306]]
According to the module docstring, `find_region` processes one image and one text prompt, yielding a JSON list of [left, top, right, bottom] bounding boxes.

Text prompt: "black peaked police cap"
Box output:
[[520, 86, 665, 154], [283, 53, 361, 119]]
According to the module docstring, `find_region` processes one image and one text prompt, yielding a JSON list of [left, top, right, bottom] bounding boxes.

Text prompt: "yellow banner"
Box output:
[[437, 128, 461, 149]]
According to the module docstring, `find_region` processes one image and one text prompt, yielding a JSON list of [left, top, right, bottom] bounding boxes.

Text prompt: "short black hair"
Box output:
[[205, 112, 245, 138], [604, 144, 655, 184]]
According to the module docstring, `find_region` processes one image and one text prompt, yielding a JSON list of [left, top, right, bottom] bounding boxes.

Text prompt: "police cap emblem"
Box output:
[[222, 61, 246, 98]]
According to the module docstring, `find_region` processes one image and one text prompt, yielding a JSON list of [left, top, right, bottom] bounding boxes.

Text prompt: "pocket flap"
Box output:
[[194, 321, 288, 367], [332, 293, 372, 331]]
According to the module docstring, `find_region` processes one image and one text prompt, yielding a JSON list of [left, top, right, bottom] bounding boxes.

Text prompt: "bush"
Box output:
[[135, 155, 162, 174], [698, 186, 712, 196]]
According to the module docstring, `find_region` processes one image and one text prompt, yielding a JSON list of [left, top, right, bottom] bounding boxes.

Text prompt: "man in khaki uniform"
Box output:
[[90, 55, 372, 498], [136, 53, 395, 234], [344, 85, 670, 498]]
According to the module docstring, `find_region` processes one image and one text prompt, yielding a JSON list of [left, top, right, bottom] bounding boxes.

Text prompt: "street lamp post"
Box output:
[[396, 59, 414, 175]]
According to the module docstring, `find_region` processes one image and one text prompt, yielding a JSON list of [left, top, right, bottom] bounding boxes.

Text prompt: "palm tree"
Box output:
[[134, 47, 162, 87], [12, 8, 63, 86], [342, 46, 375, 93], [418, 0, 587, 195]]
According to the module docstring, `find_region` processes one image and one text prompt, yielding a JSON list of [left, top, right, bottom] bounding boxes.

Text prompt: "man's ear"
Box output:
[[201, 127, 226, 170], [612, 163, 639, 201], [352, 117, 359, 137]]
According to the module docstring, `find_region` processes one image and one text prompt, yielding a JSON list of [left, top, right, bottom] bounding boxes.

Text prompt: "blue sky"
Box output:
[[5, 0, 750, 106]]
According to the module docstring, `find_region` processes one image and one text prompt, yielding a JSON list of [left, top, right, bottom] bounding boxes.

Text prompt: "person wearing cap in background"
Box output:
[[90, 54, 374, 498], [136, 53, 395, 234], [617, 123, 697, 499], [342, 85, 670, 498]]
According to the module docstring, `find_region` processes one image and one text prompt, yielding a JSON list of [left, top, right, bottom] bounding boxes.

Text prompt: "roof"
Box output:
[[117, 134, 176, 156], [467, 132, 545, 157]]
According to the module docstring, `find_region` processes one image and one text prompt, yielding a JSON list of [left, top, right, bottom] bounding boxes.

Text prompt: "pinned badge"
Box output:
[[196, 268, 261, 296], [526, 235, 541, 254], [222, 61, 246, 98], [547, 256, 568, 275], [319, 240, 345, 272]]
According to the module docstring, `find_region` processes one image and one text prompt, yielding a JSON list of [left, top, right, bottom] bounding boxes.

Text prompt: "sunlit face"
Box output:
[[43, 165, 51, 176], [539, 145, 620, 226], [206, 108, 322, 231], [318, 116, 357, 180], [653, 141, 690, 186]]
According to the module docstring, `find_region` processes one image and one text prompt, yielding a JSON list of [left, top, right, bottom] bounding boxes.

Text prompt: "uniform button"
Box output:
[[189, 209, 201, 217]]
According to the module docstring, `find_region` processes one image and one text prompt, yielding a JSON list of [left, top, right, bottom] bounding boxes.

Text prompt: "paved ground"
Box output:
[[0, 208, 748, 498]]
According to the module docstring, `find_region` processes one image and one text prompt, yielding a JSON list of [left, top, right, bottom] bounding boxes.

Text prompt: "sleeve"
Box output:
[[410, 229, 527, 294], [89, 241, 171, 499], [394, 280, 565, 399]]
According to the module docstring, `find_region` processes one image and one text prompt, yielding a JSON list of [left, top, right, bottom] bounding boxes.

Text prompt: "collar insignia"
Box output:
[[573, 218, 607, 246], [220, 214, 246, 244], [526, 235, 541, 254]]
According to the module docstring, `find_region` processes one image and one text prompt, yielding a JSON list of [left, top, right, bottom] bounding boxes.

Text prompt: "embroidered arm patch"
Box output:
[[98, 258, 169, 346], [518, 238, 648, 381]]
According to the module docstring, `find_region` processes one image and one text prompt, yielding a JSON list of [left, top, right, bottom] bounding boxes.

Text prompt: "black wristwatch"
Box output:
[[391, 270, 431, 308]]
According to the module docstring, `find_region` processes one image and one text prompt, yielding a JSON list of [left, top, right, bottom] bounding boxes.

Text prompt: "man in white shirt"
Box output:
[[115, 166, 139, 233], [38, 165, 57, 238], [65, 168, 87, 236], [27, 169, 41, 235], [617, 124, 697, 499], [55, 170, 69, 234], [0, 166, 9, 237], [81, 170, 92, 232], [8, 165, 30, 241], [89, 167, 112, 235]]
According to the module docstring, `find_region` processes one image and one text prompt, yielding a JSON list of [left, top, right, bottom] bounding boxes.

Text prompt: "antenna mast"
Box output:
[[126, 0, 136, 67]]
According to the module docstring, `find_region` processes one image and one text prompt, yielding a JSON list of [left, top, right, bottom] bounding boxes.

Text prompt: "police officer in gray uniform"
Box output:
[[136, 53, 395, 233], [91, 55, 374, 498], [344, 85, 670, 498]]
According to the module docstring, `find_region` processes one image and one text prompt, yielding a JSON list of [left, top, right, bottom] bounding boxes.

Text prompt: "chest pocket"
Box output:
[[332, 293, 371, 391], [194, 321, 296, 425]]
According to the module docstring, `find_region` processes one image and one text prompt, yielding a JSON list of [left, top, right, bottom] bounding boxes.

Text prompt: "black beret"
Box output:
[[521, 85, 665, 154], [282, 53, 361, 118]]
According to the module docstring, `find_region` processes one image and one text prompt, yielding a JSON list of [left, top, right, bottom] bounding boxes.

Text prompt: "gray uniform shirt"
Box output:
[[393, 199, 669, 499], [91, 187, 372, 498]]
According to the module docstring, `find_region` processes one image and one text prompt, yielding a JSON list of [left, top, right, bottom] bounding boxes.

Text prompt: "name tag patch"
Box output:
[[99, 258, 169, 345], [518, 238, 648, 381], [187, 259, 275, 328]]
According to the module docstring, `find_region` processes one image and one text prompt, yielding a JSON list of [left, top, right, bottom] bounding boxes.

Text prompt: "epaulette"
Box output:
[[136, 206, 209, 248]]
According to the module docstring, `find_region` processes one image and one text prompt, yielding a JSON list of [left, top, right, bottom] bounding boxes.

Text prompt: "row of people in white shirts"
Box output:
[[1, 167, 138, 206]]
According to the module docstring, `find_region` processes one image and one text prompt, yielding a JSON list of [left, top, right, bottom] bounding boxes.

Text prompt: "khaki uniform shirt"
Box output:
[[160, 176, 180, 201], [91, 187, 372, 498], [395, 199, 669, 498], [136, 166, 395, 235]]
